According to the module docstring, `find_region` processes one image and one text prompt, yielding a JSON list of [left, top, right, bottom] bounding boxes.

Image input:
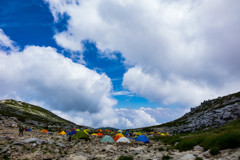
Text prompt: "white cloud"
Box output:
[[112, 90, 132, 96], [45, 0, 240, 106], [0, 30, 116, 114], [52, 106, 160, 129], [0, 29, 19, 51]]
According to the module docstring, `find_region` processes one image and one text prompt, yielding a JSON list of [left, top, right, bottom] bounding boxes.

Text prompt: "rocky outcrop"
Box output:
[[152, 92, 240, 133]]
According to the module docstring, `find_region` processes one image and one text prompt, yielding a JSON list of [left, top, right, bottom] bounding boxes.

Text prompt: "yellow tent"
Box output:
[[135, 132, 142, 136], [165, 132, 169, 136], [161, 133, 165, 136], [84, 129, 89, 132], [58, 131, 66, 135], [84, 130, 88, 135], [40, 129, 48, 133], [76, 129, 80, 132], [115, 133, 124, 137], [150, 132, 155, 134], [157, 132, 161, 134], [92, 133, 98, 136]]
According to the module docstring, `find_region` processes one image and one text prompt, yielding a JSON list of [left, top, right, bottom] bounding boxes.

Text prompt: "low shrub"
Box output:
[[176, 136, 204, 151], [162, 155, 171, 160], [210, 147, 220, 155], [118, 156, 134, 160]]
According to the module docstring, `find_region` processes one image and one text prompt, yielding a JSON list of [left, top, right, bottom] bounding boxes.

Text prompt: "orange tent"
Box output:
[[115, 133, 124, 137], [96, 129, 102, 132], [40, 129, 48, 133], [97, 133, 104, 136], [105, 129, 111, 132], [113, 136, 122, 142]]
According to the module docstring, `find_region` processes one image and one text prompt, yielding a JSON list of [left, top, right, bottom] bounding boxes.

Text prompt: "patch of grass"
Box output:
[[152, 118, 240, 152], [3, 155, 9, 160], [152, 135, 181, 145], [176, 136, 204, 151], [210, 147, 220, 155], [118, 156, 134, 160], [162, 155, 172, 160], [195, 157, 203, 160], [158, 147, 165, 151]]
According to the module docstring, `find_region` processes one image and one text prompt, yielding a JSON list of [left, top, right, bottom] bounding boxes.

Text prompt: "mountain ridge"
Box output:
[[144, 91, 240, 133], [0, 99, 84, 129]]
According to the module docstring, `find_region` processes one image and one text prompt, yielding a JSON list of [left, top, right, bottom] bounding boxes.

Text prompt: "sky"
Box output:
[[0, 0, 240, 129]]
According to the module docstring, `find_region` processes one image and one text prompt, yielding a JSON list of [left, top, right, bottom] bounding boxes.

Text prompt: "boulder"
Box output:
[[193, 145, 204, 152], [0, 145, 9, 154], [180, 154, 195, 160], [43, 153, 53, 160], [56, 142, 66, 147], [13, 138, 42, 145], [0, 136, 11, 140], [222, 111, 231, 119], [202, 150, 211, 158]]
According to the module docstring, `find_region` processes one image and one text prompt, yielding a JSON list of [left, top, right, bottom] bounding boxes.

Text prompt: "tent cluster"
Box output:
[[38, 127, 170, 144], [99, 133, 149, 144]]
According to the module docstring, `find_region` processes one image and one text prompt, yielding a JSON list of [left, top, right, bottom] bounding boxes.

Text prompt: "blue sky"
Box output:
[[1, 0, 240, 129]]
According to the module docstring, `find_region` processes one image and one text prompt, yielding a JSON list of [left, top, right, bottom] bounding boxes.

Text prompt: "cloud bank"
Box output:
[[0, 29, 163, 128], [45, 0, 240, 106]]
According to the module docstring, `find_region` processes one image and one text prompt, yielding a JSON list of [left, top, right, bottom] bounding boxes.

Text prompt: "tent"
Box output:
[[84, 130, 88, 135], [135, 132, 142, 136], [117, 130, 123, 132], [58, 131, 66, 135], [41, 129, 48, 133], [105, 129, 111, 132], [136, 135, 149, 143], [116, 137, 130, 143], [96, 129, 102, 132], [161, 133, 165, 136], [72, 131, 90, 141], [76, 129, 80, 132], [113, 136, 122, 142], [115, 133, 124, 137], [97, 133, 104, 136], [84, 129, 90, 132], [100, 135, 115, 143], [150, 132, 155, 134], [68, 130, 77, 136], [27, 128, 32, 131], [92, 133, 98, 136]]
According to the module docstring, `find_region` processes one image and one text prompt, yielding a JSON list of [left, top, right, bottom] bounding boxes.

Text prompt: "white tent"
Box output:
[[116, 137, 130, 143]]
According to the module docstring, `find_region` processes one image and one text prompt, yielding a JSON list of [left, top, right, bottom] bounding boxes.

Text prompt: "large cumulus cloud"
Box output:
[[45, 0, 240, 106], [0, 31, 116, 113]]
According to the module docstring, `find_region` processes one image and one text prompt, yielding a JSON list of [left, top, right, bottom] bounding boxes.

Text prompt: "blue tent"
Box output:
[[136, 135, 149, 143], [67, 130, 77, 136]]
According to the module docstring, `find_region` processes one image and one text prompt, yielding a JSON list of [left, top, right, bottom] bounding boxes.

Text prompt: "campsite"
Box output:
[[0, 114, 240, 160]]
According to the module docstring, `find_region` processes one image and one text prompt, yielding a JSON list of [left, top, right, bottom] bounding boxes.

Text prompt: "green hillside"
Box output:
[[0, 99, 81, 127]]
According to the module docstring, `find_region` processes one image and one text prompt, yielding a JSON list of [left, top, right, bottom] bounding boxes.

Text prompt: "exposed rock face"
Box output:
[[152, 92, 240, 133]]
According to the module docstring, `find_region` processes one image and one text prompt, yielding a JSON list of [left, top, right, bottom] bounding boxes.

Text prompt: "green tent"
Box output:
[[100, 135, 115, 143], [72, 131, 90, 141]]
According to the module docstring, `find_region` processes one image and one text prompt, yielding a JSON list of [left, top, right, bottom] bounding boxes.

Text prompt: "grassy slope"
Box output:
[[152, 118, 240, 152], [0, 99, 79, 126]]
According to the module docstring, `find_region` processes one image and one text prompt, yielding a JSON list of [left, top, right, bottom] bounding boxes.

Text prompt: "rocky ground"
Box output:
[[0, 117, 240, 160]]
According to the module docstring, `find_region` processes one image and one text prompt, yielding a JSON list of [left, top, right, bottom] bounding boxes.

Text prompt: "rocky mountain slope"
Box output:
[[0, 99, 81, 129], [148, 91, 240, 133]]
